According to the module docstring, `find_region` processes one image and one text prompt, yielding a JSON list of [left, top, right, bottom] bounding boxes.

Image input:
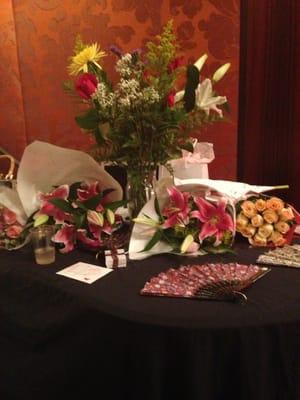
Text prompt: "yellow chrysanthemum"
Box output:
[[68, 43, 106, 76]]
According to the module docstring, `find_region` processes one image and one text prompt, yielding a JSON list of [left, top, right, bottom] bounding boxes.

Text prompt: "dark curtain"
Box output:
[[238, 0, 300, 207]]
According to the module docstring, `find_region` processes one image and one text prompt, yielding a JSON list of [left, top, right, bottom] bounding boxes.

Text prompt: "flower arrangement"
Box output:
[[236, 196, 297, 246], [133, 186, 234, 254], [0, 206, 27, 250], [32, 181, 126, 253], [65, 20, 230, 217]]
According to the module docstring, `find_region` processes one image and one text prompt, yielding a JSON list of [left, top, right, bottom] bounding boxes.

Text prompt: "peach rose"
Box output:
[[263, 209, 279, 224], [255, 198, 266, 212], [274, 221, 290, 234], [251, 214, 264, 227], [269, 231, 286, 246], [279, 207, 294, 222], [249, 233, 267, 247], [258, 223, 274, 238], [236, 213, 249, 230], [266, 197, 284, 211], [5, 224, 23, 239], [240, 225, 256, 238], [241, 200, 257, 218]]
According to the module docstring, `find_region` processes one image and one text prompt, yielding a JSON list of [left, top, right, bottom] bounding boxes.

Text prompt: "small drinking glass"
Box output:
[[31, 225, 56, 265]]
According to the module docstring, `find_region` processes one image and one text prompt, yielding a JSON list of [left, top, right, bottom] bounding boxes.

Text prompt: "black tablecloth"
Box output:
[[0, 243, 299, 400]]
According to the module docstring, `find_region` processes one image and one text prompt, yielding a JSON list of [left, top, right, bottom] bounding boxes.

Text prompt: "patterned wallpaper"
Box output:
[[0, 0, 239, 179]]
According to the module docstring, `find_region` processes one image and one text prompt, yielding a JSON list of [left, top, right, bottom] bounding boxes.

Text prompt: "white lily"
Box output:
[[195, 78, 227, 117], [194, 53, 208, 73], [212, 62, 231, 82]]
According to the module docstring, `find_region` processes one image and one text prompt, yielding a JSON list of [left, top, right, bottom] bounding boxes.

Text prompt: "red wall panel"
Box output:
[[0, 0, 240, 180]]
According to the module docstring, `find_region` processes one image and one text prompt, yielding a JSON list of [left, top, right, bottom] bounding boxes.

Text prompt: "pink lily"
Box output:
[[38, 185, 70, 223], [52, 223, 76, 253], [76, 229, 103, 249], [162, 186, 191, 228], [191, 197, 234, 243], [77, 182, 100, 201]]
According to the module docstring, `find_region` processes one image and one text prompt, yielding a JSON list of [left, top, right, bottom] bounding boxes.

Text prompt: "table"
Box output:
[[0, 242, 299, 400]]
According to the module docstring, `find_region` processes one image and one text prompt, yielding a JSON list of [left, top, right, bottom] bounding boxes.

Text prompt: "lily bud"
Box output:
[[87, 210, 104, 226], [106, 208, 115, 225], [33, 214, 49, 227], [180, 234, 194, 254], [212, 62, 231, 82], [194, 54, 208, 73]]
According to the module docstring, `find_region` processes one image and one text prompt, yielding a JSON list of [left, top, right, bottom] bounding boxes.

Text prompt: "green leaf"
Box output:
[[81, 188, 114, 210], [73, 213, 86, 229], [179, 141, 194, 153], [49, 199, 75, 213], [143, 229, 163, 252], [106, 200, 127, 212], [75, 108, 99, 130], [203, 245, 236, 255]]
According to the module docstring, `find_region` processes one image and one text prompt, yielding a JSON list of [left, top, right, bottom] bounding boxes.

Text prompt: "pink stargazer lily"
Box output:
[[52, 223, 76, 253], [77, 181, 106, 210], [76, 229, 103, 249], [38, 185, 70, 223], [191, 197, 234, 243], [162, 186, 191, 228]]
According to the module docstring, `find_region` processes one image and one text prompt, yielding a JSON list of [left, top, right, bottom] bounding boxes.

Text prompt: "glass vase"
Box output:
[[126, 167, 156, 219]]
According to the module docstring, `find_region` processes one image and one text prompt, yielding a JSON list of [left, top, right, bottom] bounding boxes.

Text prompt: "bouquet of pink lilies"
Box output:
[[133, 186, 235, 254], [32, 181, 125, 253]]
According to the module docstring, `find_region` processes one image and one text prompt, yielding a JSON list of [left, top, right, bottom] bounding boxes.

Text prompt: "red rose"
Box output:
[[167, 56, 184, 73], [75, 73, 98, 100], [167, 91, 176, 107]]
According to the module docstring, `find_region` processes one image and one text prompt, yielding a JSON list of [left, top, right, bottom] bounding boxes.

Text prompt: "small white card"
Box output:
[[56, 262, 112, 284]]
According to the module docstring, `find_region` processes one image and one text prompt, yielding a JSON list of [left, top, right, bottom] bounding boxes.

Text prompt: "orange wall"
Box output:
[[0, 0, 239, 180]]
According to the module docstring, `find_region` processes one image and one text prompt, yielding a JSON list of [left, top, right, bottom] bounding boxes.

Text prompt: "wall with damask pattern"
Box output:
[[0, 0, 239, 180]]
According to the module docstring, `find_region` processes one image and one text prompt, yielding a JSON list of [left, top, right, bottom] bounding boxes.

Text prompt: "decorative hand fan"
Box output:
[[141, 263, 270, 303]]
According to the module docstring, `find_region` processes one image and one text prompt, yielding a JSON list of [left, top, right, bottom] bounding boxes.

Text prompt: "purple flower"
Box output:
[[110, 45, 123, 58]]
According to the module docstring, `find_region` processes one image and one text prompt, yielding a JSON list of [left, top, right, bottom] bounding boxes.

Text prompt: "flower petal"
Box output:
[[193, 197, 216, 221], [199, 221, 218, 242], [53, 224, 76, 253]]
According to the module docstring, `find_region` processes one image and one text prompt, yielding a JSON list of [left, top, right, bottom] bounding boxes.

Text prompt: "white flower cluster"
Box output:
[[115, 53, 133, 78], [92, 83, 115, 111], [116, 78, 160, 109]]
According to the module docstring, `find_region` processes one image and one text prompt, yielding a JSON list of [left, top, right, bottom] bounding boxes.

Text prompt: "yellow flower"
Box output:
[[236, 213, 248, 230], [274, 221, 290, 234], [240, 225, 256, 238], [251, 214, 264, 227], [249, 233, 267, 247], [68, 43, 106, 76], [258, 223, 274, 238], [279, 207, 294, 221], [241, 200, 257, 218], [263, 209, 279, 224], [255, 198, 266, 212], [269, 231, 286, 246]]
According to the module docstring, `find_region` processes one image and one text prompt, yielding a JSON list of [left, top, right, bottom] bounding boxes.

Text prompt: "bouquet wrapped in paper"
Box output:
[[0, 141, 123, 250], [129, 179, 237, 260]]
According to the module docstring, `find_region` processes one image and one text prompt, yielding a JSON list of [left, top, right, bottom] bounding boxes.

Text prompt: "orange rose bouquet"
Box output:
[[236, 195, 300, 247]]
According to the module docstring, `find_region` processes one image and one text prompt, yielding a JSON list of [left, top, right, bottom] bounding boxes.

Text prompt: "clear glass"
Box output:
[[31, 225, 55, 265], [126, 167, 156, 219]]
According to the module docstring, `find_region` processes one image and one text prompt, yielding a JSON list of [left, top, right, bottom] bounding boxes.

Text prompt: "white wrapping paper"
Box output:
[[129, 178, 280, 260], [0, 141, 123, 220]]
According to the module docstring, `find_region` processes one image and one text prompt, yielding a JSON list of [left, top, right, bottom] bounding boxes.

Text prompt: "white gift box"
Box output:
[[159, 142, 215, 180]]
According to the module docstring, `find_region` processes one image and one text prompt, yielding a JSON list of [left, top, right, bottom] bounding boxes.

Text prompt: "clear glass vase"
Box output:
[[126, 167, 156, 219]]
